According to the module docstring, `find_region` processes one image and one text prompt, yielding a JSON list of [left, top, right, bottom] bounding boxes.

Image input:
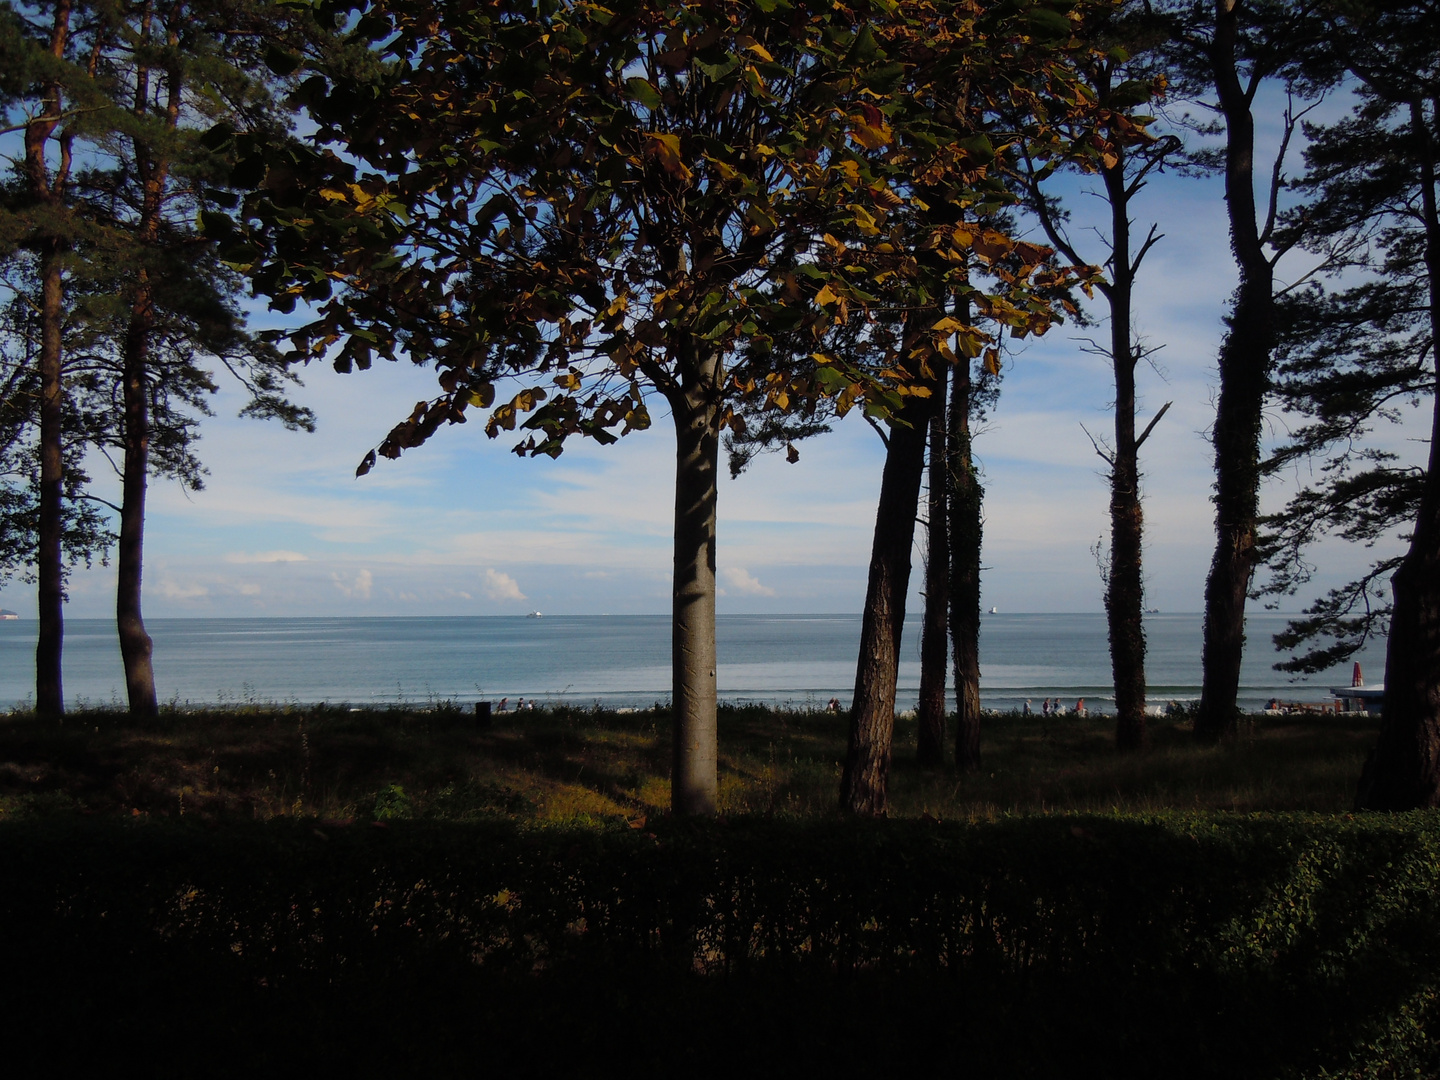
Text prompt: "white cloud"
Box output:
[[225, 550, 309, 564], [332, 569, 373, 599], [158, 579, 209, 600], [720, 567, 776, 597], [483, 568, 527, 602], [237, 584, 262, 596]]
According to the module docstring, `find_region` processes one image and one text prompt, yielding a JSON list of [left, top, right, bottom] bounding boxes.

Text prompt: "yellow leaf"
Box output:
[[814, 283, 839, 306], [644, 132, 693, 181], [850, 205, 880, 235], [984, 348, 1001, 375], [849, 116, 892, 150]]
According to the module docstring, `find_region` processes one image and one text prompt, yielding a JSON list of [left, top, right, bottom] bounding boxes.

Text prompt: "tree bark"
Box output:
[[1196, 0, 1275, 743], [118, 289, 158, 716], [26, 0, 72, 716], [668, 351, 721, 816], [1356, 98, 1440, 809], [842, 368, 938, 815], [1101, 154, 1148, 751], [916, 364, 950, 768], [115, 13, 171, 718], [35, 248, 65, 716], [949, 350, 982, 773]]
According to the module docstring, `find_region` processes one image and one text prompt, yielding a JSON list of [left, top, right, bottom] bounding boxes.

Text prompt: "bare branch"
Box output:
[[1135, 400, 1173, 450], [1080, 421, 1115, 466]]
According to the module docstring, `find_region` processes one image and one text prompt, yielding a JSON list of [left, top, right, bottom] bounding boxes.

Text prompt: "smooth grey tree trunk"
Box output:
[[667, 352, 721, 815]]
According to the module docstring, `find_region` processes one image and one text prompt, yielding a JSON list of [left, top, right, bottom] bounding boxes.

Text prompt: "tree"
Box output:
[[0, 0, 101, 713], [219, 0, 968, 814], [835, 2, 1111, 812], [1159, 0, 1332, 743], [219, 0, 1117, 817], [1253, 1, 1440, 808], [1, 0, 316, 715], [1020, 5, 1177, 750], [75, 0, 315, 715]]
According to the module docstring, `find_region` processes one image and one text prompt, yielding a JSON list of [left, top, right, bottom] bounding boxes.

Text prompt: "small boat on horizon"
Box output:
[[526, 611, 543, 618], [988, 606, 998, 614]]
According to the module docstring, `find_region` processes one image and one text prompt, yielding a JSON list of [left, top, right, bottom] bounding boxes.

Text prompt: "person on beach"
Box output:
[[498, 697, 509, 712], [1023, 699, 1032, 716], [516, 696, 526, 712], [1075, 698, 1086, 717], [826, 697, 842, 714], [1041, 698, 1050, 717]]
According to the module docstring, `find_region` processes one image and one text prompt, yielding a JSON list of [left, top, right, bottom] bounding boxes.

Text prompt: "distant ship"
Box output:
[[1146, 607, 1160, 614], [0, 609, 17, 620], [526, 611, 543, 618], [988, 607, 998, 614]]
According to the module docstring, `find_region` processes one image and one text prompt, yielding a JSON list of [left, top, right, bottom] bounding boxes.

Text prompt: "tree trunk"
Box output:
[[1102, 156, 1148, 751], [1196, 0, 1275, 743], [1355, 98, 1440, 809], [668, 355, 721, 816], [842, 385, 935, 815], [118, 288, 158, 717], [35, 248, 64, 716], [115, 20, 170, 719], [949, 351, 983, 773], [916, 364, 950, 768], [26, 0, 71, 717]]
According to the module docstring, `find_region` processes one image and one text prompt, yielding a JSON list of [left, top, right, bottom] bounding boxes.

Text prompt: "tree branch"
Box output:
[[1134, 400, 1173, 450]]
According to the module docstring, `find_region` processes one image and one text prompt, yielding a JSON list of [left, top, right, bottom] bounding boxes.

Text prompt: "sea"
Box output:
[[0, 612, 1386, 714]]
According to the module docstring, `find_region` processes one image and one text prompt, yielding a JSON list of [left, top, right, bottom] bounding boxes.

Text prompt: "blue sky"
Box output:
[[2, 86, 1420, 623]]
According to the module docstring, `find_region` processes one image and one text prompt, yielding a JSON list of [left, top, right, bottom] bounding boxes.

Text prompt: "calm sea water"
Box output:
[[0, 613, 1385, 714]]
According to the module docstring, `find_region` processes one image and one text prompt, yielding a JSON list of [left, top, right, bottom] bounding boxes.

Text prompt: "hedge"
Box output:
[[2, 813, 1438, 1077]]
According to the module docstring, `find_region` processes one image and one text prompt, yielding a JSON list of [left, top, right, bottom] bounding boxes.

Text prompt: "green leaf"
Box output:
[[264, 46, 303, 76], [625, 77, 663, 109]]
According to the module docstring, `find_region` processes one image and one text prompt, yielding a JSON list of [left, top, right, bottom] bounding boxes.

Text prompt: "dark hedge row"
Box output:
[[3, 813, 1438, 1077]]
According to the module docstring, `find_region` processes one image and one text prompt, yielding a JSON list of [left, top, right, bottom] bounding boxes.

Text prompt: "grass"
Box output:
[[0, 700, 1380, 823]]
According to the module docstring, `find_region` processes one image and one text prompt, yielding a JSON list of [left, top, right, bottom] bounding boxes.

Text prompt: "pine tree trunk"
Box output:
[[1355, 98, 1440, 809], [668, 353, 721, 816], [916, 365, 950, 768], [842, 384, 935, 815], [1196, 0, 1275, 743], [1102, 158, 1148, 751], [949, 355, 983, 773], [26, 1, 71, 717], [118, 288, 158, 717], [35, 247, 64, 716], [115, 24, 169, 719]]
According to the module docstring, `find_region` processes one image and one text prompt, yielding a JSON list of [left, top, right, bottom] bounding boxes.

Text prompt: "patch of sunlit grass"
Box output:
[[0, 703, 1380, 823]]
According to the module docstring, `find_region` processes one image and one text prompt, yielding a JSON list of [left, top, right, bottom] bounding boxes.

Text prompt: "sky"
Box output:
[[0, 85, 1420, 625]]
